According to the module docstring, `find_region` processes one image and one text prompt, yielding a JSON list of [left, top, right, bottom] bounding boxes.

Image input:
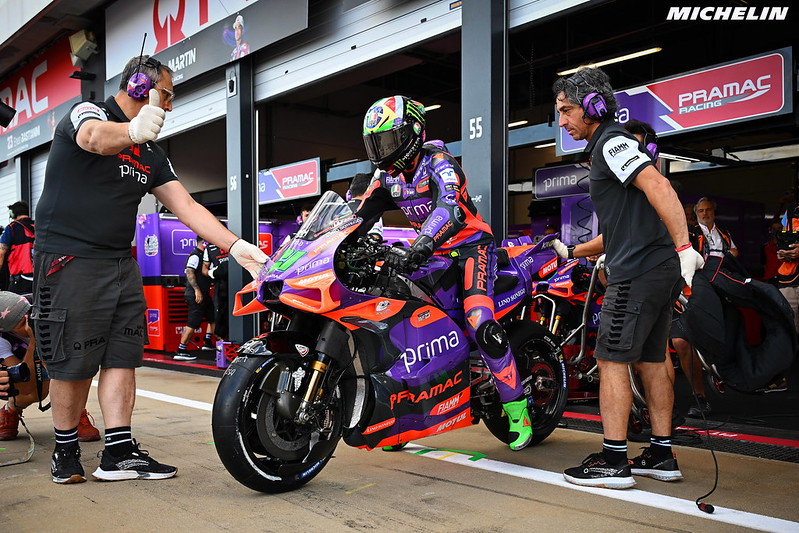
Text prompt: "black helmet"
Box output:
[[362, 95, 426, 174]]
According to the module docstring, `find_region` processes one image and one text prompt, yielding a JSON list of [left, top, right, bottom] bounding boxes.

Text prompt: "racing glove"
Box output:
[[676, 244, 705, 288], [229, 239, 269, 280], [384, 239, 430, 273], [128, 89, 165, 144]]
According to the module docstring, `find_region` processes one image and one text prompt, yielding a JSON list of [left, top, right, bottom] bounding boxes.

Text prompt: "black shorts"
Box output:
[[32, 253, 147, 381], [595, 256, 683, 364], [185, 290, 215, 329]]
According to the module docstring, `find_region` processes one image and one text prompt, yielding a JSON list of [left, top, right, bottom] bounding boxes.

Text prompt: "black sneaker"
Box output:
[[173, 351, 197, 361], [563, 452, 636, 489], [630, 447, 683, 481], [52, 445, 86, 484], [687, 395, 711, 418], [92, 441, 177, 481], [201, 341, 216, 351]]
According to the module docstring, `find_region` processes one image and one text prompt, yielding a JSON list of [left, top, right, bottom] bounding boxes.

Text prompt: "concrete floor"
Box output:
[[2, 366, 797, 533]]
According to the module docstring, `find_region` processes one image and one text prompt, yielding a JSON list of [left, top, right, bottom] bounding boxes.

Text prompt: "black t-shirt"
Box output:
[[586, 121, 674, 284], [35, 97, 178, 258], [204, 244, 229, 284], [184, 246, 212, 296]]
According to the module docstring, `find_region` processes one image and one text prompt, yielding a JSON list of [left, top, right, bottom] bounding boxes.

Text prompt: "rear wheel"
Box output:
[[212, 355, 342, 493], [483, 322, 568, 446]]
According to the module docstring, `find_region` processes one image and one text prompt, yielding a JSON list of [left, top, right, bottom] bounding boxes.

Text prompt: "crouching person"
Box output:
[[0, 292, 100, 442]]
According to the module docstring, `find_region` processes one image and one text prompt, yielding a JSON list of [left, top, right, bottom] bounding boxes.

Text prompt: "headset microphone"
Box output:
[[127, 34, 161, 100]]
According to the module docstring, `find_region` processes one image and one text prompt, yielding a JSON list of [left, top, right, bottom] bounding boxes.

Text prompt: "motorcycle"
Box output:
[[211, 191, 568, 493]]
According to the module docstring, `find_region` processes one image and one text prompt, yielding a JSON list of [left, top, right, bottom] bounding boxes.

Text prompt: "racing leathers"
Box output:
[[356, 141, 524, 403]]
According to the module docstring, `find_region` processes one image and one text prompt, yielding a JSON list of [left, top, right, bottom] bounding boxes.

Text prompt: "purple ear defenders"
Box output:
[[645, 132, 659, 162], [127, 57, 162, 100], [568, 72, 608, 120]]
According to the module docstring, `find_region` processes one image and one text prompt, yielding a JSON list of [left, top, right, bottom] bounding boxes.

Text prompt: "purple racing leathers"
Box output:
[[356, 141, 524, 402]]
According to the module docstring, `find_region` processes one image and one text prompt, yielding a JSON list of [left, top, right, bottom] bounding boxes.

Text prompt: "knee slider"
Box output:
[[476, 320, 509, 359]]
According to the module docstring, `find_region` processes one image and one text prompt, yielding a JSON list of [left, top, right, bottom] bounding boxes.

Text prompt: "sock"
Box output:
[[178, 343, 188, 351], [602, 438, 627, 465], [204, 333, 212, 342], [54, 426, 79, 450], [650, 435, 672, 461], [104, 426, 135, 456]]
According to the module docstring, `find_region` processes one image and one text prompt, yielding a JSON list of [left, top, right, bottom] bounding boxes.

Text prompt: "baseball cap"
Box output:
[[0, 292, 30, 332], [234, 15, 244, 28]]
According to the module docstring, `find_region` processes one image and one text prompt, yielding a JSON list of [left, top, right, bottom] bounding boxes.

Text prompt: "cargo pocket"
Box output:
[[31, 307, 68, 364], [597, 284, 642, 352]]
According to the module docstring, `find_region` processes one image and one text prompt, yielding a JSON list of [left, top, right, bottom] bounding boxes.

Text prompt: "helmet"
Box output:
[[362, 95, 425, 173]]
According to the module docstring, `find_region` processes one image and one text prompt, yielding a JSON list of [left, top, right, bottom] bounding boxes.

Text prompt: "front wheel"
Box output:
[[483, 322, 568, 446], [212, 355, 342, 493]]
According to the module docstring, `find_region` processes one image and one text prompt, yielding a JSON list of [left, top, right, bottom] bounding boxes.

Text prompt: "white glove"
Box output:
[[207, 262, 217, 280], [128, 89, 165, 144], [551, 238, 569, 259], [229, 239, 269, 280], [677, 246, 705, 288]]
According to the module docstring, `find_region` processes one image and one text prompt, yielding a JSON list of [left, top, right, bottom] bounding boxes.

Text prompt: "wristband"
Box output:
[[567, 245, 575, 259], [675, 243, 692, 252]]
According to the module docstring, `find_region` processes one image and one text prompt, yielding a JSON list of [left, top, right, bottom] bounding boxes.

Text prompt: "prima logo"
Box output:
[[667, 6, 788, 21], [402, 331, 460, 373]]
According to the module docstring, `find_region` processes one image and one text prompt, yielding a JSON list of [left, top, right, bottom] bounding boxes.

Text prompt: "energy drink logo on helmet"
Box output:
[[363, 95, 425, 174]]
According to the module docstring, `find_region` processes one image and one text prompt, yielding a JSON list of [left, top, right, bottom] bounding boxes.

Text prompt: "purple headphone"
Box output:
[[127, 56, 162, 100], [568, 72, 608, 120], [641, 130, 659, 162]]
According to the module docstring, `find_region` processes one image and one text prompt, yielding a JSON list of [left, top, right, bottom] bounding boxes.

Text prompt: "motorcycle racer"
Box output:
[[356, 95, 533, 450]]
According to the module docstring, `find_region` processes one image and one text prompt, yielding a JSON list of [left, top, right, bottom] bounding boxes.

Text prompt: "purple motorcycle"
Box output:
[[212, 191, 567, 493]]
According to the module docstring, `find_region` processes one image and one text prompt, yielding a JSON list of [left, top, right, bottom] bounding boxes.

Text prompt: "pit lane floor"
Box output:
[[2, 366, 797, 533]]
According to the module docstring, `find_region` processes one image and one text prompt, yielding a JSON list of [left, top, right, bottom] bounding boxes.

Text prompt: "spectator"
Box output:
[[552, 67, 702, 488], [175, 236, 215, 361], [0, 292, 100, 441], [279, 202, 315, 248], [684, 204, 697, 226], [0, 201, 35, 294], [34, 54, 267, 484], [692, 197, 739, 258]]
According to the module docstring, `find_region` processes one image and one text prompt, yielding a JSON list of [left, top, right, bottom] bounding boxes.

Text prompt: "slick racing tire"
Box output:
[[212, 354, 342, 493], [483, 322, 568, 447]]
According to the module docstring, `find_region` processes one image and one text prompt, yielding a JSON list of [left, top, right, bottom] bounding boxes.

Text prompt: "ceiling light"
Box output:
[[508, 120, 528, 128], [557, 47, 663, 76], [535, 142, 556, 148], [424, 104, 441, 111]]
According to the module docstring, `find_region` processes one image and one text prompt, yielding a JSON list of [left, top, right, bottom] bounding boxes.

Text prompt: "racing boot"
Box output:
[[503, 398, 532, 451]]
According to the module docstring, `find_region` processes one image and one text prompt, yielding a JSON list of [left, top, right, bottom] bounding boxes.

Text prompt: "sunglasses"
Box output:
[[155, 84, 175, 105]]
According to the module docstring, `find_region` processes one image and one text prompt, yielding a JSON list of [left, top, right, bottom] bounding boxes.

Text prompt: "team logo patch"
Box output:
[[440, 168, 458, 184], [391, 184, 402, 197], [365, 106, 384, 130]]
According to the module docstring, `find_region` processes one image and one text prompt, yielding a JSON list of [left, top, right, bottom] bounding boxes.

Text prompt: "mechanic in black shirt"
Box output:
[[35, 55, 267, 485], [551, 68, 703, 489]]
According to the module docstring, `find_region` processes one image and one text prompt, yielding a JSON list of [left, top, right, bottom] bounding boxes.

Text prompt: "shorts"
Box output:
[[32, 252, 148, 381], [594, 256, 683, 364], [185, 290, 215, 329]]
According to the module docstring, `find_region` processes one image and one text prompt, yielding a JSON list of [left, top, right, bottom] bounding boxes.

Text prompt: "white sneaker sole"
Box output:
[[92, 467, 177, 481], [631, 468, 683, 481], [173, 356, 197, 361], [563, 473, 636, 489]]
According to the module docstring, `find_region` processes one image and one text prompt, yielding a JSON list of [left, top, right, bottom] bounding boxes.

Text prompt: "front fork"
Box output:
[[295, 353, 331, 424]]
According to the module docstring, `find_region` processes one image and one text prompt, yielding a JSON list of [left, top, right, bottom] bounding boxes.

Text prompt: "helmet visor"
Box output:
[[363, 123, 411, 166]]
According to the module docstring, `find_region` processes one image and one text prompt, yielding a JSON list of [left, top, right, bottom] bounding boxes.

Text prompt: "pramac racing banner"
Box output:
[[558, 48, 792, 155], [258, 157, 321, 205], [0, 38, 82, 161]]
